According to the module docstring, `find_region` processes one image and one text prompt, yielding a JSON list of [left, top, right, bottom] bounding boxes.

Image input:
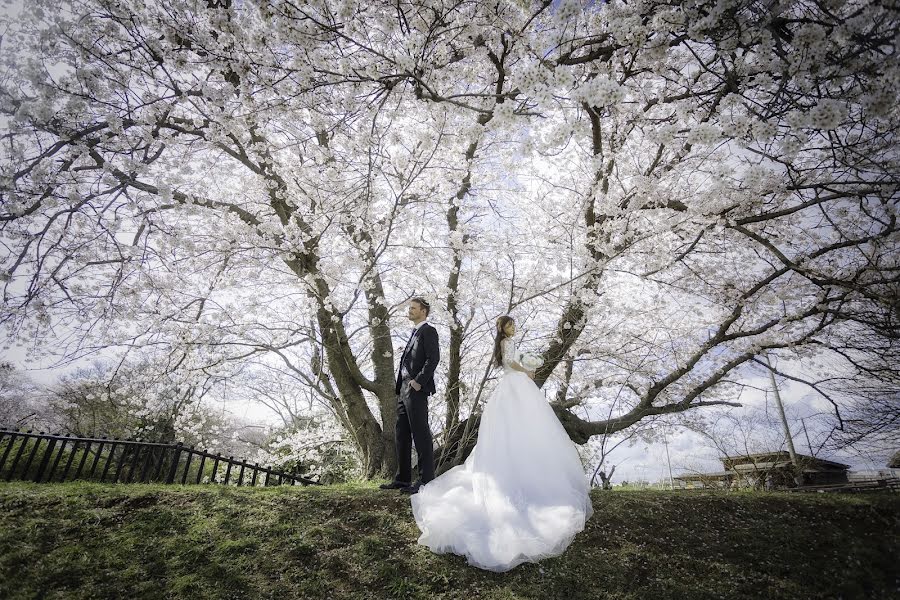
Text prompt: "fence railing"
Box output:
[[0, 428, 319, 487]]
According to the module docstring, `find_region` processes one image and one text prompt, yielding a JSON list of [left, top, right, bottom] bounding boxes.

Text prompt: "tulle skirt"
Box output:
[[410, 370, 593, 572]]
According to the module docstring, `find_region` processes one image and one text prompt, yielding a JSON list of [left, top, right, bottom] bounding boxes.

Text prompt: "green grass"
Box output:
[[0, 482, 897, 599]]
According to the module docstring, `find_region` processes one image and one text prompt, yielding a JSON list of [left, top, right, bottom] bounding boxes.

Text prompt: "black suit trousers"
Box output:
[[394, 377, 435, 485]]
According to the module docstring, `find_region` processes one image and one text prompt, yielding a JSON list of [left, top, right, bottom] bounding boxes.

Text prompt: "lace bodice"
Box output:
[[501, 338, 517, 369]]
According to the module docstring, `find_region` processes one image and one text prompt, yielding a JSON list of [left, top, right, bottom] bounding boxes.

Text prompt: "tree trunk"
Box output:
[[362, 272, 400, 477], [344, 223, 403, 478], [283, 244, 389, 478], [442, 112, 490, 441], [314, 304, 385, 477], [444, 203, 464, 435]]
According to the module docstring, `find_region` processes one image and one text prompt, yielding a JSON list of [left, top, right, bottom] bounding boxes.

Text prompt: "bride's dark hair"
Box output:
[[493, 315, 515, 367]]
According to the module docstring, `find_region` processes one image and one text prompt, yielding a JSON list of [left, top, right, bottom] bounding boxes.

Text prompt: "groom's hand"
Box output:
[[409, 380, 422, 391]]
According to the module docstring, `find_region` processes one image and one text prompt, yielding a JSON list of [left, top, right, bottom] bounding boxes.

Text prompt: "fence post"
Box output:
[[5, 430, 32, 481], [74, 441, 92, 480], [237, 459, 246, 486], [0, 429, 19, 477], [61, 440, 80, 482], [0, 429, 9, 474], [88, 438, 106, 478], [138, 446, 155, 483], [126, 441, 143, 483], [100, 439, 119, 482], [195, 452, 207, 484], [21, 432, 44, 480], [34, 436, 58, 483], [181, 446, 195, 484], [48, 438, 69, 483], [211, 453, 221, 484], [166, 443, 183, 484], [223, 457, 234, 485], [152, 446, 168, 482], [113, 442, 132, 482], [102, 439, 123, 482]]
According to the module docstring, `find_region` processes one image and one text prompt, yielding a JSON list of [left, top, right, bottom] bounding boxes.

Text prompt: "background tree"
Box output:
[[0, 362, 48, 428], [45, 358, 250, 451]]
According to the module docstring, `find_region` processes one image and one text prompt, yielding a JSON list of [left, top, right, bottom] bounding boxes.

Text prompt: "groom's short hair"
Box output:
[[411, 297, 431, 316]]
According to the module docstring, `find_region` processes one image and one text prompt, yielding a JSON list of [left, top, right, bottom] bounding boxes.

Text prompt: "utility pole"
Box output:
[[801, 418, 814, 457], [765, 352, 803, 486], [663, 433, 675, 490]]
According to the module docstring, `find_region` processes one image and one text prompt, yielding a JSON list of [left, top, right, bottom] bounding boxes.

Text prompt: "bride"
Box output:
[[410, 315, 593, 572]]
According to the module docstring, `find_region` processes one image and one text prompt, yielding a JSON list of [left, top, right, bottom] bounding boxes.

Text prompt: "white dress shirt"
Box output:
[[401, 320, 427, 379]]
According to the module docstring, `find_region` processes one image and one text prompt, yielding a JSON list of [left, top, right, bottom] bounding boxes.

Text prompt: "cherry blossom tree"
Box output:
[[2, 0, 897, 477], [0, 362, 47, 427]]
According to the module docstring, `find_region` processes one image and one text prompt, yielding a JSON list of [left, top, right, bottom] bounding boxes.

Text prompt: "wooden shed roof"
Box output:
[[722, 452, 849, 470]]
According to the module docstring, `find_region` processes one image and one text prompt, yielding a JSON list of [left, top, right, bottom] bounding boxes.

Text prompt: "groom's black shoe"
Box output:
[[400, 482, 422, 494], [378, 481, 409, 490]]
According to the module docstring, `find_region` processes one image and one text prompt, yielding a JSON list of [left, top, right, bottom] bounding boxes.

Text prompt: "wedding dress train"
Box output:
[[410, 339, 593, 572]]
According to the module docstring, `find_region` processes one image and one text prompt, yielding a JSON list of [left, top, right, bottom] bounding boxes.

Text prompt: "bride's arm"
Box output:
[[502, 340, 533, 377], [510, 360, 535, 379], [507, 359, 528, 372]]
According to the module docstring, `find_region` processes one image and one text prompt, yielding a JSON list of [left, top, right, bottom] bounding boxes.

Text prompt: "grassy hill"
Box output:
[[0, 481, 897, 600]]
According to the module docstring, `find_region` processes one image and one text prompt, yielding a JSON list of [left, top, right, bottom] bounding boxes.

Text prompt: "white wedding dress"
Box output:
[[410, 338, 593, 572]]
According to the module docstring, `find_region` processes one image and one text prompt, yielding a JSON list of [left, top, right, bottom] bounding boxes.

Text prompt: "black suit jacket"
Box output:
[[395, 322, 440, 396]]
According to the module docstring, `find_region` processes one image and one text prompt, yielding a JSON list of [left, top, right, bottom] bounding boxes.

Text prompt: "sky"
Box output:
[[598, 375, 894, 483]]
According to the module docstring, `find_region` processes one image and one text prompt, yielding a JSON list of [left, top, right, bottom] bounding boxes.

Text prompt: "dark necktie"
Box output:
[[401, 328, 418, 379], [404, 328, 417, 357]]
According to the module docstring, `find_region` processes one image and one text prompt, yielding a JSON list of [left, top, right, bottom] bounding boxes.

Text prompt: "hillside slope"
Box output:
[[0, 482, 897, 599]]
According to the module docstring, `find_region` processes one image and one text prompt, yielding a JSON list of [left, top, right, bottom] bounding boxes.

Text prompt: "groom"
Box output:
[[380, 297, 439, 495]]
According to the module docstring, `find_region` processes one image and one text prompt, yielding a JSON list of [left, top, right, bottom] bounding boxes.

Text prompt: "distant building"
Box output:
[[675, 451, 849, 490]]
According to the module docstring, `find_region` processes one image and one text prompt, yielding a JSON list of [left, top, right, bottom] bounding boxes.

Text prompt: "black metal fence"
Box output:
[[0, 428, 319, 487]]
